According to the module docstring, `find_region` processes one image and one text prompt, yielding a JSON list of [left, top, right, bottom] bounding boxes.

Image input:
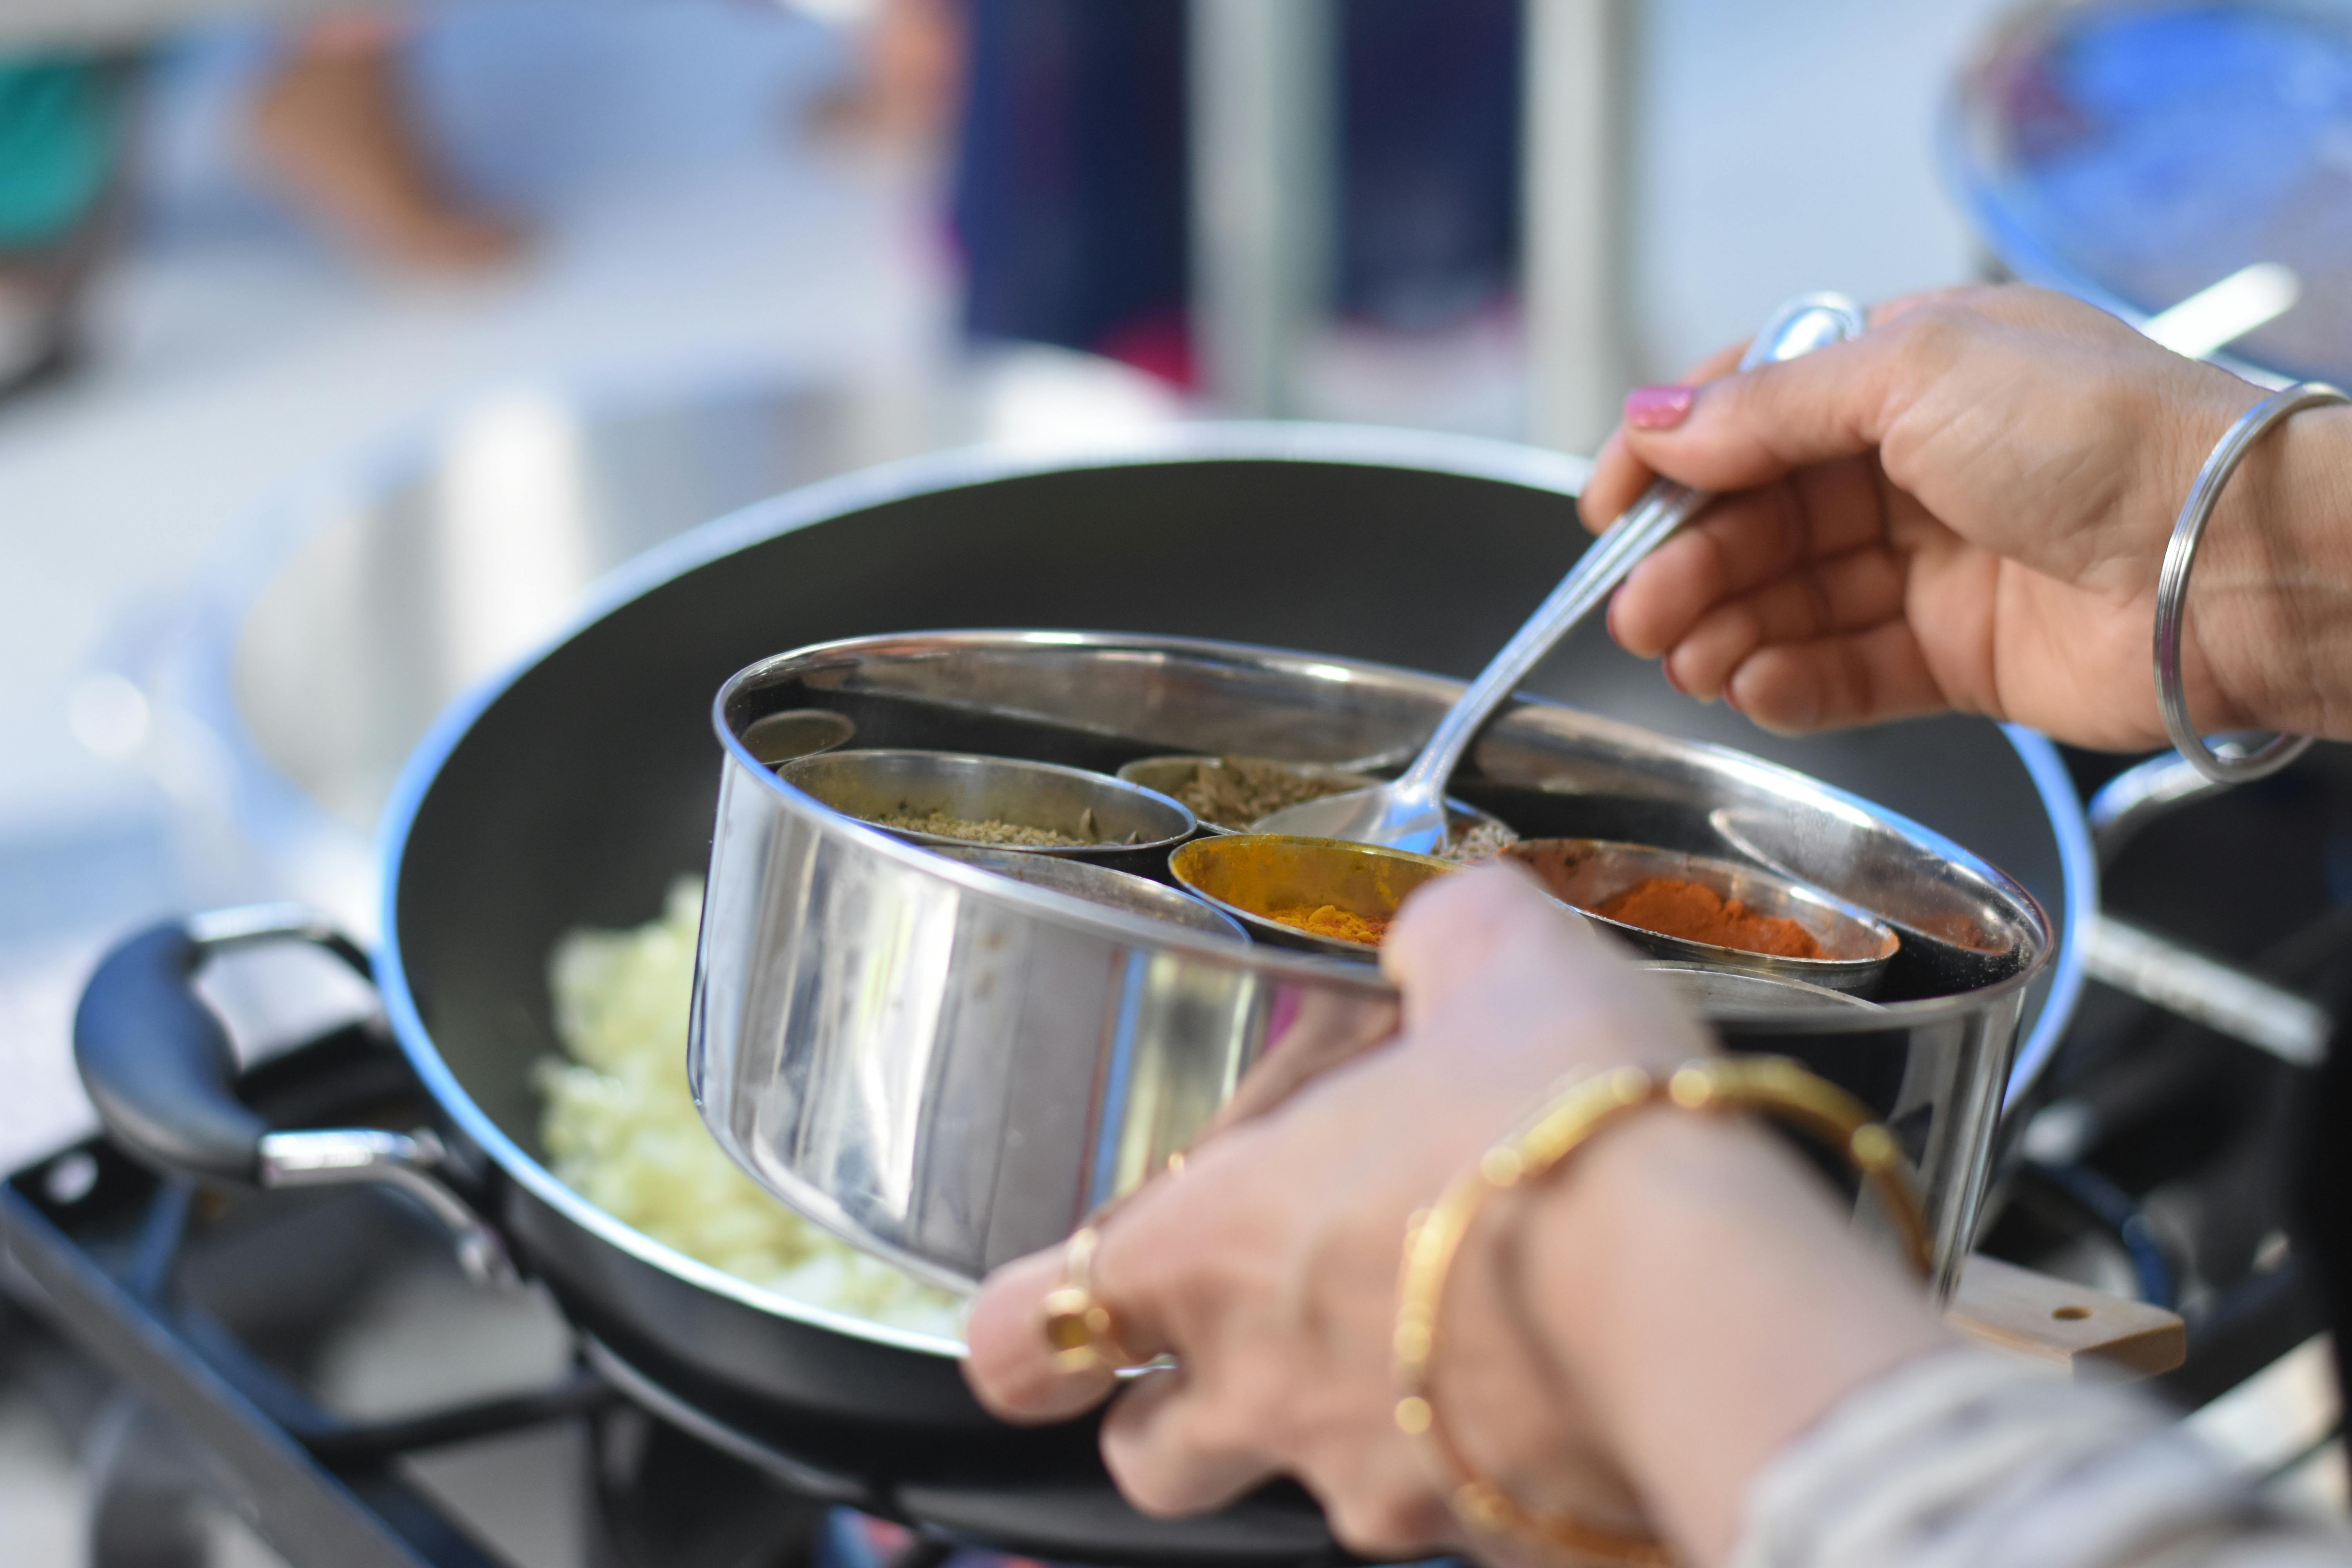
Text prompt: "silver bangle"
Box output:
[[2154, 379, 2346, 783]]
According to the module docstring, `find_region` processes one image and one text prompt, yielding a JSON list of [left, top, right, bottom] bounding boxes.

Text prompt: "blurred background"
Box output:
[[0, 0, 2035, 1153], [0, 0, 2017, 970], [6, 0, 2352, 1561]]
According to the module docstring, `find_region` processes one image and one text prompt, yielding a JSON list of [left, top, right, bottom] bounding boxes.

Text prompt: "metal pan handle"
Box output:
[[72, 907, 516, 1286]]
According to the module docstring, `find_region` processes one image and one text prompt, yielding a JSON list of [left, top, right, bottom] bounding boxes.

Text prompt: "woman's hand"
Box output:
[[962, 869, 1704, 1557], [1582, 285, 2352, 750], [961, 870, 1949, 1566]]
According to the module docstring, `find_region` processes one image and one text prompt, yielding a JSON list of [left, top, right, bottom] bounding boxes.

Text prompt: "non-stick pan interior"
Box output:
[[392, 455, 2074, 1158]]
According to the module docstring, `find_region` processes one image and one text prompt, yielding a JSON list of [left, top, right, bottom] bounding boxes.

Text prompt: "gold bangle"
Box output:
[[1392, 1057, 1931, 1567]]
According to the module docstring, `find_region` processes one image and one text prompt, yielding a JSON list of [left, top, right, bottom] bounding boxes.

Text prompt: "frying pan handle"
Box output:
[[73, 907, 517, 1287]]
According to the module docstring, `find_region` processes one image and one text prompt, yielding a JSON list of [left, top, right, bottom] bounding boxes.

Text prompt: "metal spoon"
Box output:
[[1252, 291, 1869, 855]]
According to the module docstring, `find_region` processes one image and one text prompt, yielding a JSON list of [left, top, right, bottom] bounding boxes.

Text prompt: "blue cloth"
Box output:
[[952, 0, 1191, 358], [949, 0, 1521, 359]]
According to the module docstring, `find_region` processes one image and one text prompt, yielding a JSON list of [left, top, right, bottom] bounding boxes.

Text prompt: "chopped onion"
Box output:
[[538, 880, 962, 1339]]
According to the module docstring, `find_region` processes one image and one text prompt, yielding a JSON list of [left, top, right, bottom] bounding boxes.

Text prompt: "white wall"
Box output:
[[1628, 0, 2020, 379]]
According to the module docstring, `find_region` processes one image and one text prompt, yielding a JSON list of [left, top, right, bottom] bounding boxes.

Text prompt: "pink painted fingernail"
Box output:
[[1624, 384, 1696, 430]]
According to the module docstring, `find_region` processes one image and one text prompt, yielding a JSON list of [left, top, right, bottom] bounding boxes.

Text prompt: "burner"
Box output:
[[0, 1027, 1342, 1568], [0, 1033, 924, 1568]]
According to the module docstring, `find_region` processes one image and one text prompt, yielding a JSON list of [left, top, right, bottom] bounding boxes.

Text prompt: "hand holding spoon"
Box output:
[[1252, 292, 1869, 855]]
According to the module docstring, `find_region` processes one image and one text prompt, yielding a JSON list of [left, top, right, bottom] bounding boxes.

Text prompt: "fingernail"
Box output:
[[1722, 679, 1744, 715], [1624, 384, 1696, 430], [1661, 657, 1687, 696]]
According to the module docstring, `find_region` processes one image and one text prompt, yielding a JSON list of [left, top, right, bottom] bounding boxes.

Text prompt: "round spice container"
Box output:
[[779, 748, 1196, 869], [1647, 963, 1885, 1015], [1506, 838, 1898, 995], [935, 846, 1249, 942], [740, 708, 856, 768], [1168, 833, 1457, 957], [1117, 753, 1517, 862]]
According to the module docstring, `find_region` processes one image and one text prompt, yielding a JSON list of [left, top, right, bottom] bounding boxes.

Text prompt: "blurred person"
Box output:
[[0, 51, 132, 396], [947, 0, 1519, 388], [951, 0, 1190, 381], [0, 4, 519, 403], [250, 12, 525, 272], [810, 0, 965, 157], [964, 287, 2352, 1568]]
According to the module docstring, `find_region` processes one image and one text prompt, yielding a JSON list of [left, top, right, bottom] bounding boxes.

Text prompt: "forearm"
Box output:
[[1512, 1111, 1951, 1566], [1504, 1109, 2352, 1568]]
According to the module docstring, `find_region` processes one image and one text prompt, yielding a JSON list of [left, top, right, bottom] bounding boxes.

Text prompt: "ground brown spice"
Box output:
[[1266, 904, 1390, 946], [1172, 757, 1361, 829], [870, 810, 1085, 847], [1595, 877, 1824, 959]]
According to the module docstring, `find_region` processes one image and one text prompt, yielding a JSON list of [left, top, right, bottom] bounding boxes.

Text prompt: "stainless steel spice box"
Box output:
[[689, 632, 2049, 1300]]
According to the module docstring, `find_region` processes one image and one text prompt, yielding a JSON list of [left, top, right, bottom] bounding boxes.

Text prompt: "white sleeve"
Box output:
[[0, 2, 396, 49], [1732, 1347, 2352, 1568]]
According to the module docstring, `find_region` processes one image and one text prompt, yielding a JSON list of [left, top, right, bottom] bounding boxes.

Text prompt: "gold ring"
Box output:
[[1039, 1227, 1141, 1372]]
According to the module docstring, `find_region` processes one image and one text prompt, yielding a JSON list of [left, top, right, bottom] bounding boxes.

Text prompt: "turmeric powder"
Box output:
[[1265, 904, 1389, 946]]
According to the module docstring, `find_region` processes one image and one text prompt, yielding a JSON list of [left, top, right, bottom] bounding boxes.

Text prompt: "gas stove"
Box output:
[[0, 1026, 1103, 1568], [2, 746, 2344, 1568], [6, 1028, 762, 1568]]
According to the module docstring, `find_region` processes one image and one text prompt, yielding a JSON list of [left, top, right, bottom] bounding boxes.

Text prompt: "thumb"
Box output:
[[1381, 864, 1593, 1026], [1622, 326, 1910, 496]]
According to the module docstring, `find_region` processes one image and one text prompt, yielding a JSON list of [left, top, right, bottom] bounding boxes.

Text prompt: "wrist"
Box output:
[[2183, 400, 2352, 738]]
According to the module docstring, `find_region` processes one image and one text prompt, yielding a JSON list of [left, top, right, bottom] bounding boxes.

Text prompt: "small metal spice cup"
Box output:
[[1505, 838, 1898, 996]]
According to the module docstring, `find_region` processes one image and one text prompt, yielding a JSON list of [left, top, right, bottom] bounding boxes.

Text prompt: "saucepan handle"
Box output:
[[72, 907, 517, 1286]]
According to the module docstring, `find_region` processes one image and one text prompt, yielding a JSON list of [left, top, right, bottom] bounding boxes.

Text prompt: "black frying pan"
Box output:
[[74, 432, 2092, 1563]]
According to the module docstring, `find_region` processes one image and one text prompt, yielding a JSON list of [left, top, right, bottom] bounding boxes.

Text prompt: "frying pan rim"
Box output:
[[369, 423, 2094, 1361]]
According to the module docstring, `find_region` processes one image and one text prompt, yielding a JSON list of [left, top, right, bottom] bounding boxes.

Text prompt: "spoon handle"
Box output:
[[1392, 292, 1868, 804]]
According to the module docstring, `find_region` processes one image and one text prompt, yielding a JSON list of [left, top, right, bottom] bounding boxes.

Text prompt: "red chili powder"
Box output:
[[1594, 877, 1824, 960]]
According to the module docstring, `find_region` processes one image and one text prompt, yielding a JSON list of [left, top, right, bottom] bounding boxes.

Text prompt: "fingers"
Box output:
[[964, 1212, 1189, 1425], [966, 1240, 1283, 1518], [1615, 334, 1904, 496], [1608, 456, 1892, 659], [1578, 425, 1648, 534], [1198, 988, 1401, 1138], [1312, 1437, 1463, 1557], [1607, 488, 1808, 659], [1100, 1361, 1280, 1517], [962, 1247, 1124, 1422], [1098, 1357, 1455, 1557], [1720, 622, 1950, 733], [969, 867, 1670, 1552], [1583, 286, 2012, 534], [1383, 865, 1593, 1025], [1386, 867, 1710, 1088], [1579, 339, 1749, 531], [968, 1138, 1306, 1514], [1656, 548, 1909, 702]]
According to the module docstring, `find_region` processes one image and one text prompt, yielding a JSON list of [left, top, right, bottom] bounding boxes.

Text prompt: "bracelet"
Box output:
[[2155, 380, 2347, 783], [1390, 1057, 1931, 1568]]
